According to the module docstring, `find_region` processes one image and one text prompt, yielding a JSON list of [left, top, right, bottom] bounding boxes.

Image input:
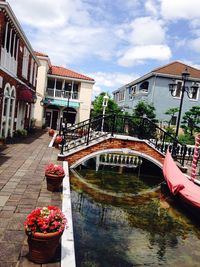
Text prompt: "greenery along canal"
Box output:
[[70, 160, 200, 267]]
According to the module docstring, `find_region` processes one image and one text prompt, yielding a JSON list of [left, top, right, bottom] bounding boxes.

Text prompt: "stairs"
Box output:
[[63, 130, 107, 154]]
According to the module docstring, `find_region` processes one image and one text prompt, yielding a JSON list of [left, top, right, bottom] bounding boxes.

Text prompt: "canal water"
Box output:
[[70, 164, 200, 267]]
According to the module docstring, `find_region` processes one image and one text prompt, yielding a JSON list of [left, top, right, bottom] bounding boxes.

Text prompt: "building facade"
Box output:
[[113, 61, 200, 125], [0, 0, 39, 138], [34, 52, 95, 129]]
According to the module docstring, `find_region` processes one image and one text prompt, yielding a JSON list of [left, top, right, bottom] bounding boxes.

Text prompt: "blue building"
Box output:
[[113, 61, 200, 126]]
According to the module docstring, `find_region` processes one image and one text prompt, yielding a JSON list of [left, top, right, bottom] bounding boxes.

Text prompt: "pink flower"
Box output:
[[24, 206, 68, 236], [45, 164, 65, 176]]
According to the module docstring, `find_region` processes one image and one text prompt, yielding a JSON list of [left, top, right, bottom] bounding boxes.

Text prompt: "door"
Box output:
[[52, 110, 58, 130], [45, 111, 52, 128]]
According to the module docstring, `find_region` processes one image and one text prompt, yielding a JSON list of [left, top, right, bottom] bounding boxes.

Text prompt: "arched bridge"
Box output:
[[58, 114, 192, 169], [59, 135, 165, 168]]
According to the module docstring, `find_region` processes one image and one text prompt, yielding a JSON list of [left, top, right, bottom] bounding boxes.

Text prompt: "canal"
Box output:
[[70, 159, 200, 267]]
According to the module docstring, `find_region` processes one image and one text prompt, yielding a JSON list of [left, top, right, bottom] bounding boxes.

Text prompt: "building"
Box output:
[[113, 61, 200, 125], [0, 0, 40, 138], [34, 52, 95, 129]]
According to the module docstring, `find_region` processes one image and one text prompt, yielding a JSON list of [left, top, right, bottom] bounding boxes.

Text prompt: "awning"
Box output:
[[18, 85, 33, 103], [44, 98, 80, 108]]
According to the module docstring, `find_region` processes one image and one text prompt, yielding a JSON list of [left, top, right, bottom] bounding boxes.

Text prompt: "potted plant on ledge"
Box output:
[[54, 135, 63, 148], [24, 206, 67, 264], [48, 128, 55, 137], [45, 164, 65, 191]]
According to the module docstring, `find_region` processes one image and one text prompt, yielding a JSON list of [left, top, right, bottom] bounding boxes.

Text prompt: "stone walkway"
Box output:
[[0, 130, 62, 267]]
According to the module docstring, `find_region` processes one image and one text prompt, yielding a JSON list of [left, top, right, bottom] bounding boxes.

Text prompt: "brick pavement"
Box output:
[[0, 130, 62, 267]]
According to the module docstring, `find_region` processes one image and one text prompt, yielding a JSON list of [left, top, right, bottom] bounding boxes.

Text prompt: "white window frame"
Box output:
[[129, 85, 137, 99], [173, 80, 183, 99], [22, 47, 30, 79], [29, 58, 34, 84], [33, 63, 37, 87], [189, 82, 199, 101]]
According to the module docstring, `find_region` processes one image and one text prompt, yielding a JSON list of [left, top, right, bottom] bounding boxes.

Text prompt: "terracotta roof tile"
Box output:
[[49, 65, 94, 81], [152, 61, 200, 79], [34, 51, 49, 57]]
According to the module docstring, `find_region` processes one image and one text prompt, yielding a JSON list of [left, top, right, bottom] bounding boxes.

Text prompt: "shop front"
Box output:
[[43, 98, 79, 130]]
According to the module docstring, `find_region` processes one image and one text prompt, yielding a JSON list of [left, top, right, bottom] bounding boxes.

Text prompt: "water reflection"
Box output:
[[71, 168, 200, 267]]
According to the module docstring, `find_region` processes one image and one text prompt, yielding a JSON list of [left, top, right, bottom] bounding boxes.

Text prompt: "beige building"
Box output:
[[33, 52, 95, 129]]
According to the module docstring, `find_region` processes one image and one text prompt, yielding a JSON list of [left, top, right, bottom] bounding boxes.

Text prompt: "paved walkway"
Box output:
[[0, 130, 63, 267]]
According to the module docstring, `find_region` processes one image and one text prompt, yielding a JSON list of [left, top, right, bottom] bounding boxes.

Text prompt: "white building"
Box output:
[[34, 52, 95, 129]]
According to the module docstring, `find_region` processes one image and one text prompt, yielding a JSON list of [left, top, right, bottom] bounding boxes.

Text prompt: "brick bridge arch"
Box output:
[[63, 137, 165, 168]]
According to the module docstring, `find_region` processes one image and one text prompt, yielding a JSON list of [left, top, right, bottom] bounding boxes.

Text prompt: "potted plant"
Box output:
[[48, 129, 55, 137], [54, 135, 63, 148], [45, 164, 65, 191], [24, 206, 67, 264]]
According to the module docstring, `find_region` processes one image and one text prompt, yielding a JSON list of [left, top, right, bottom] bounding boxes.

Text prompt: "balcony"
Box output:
[[46, 88, 79, 100], [1, 47, 17, 75]]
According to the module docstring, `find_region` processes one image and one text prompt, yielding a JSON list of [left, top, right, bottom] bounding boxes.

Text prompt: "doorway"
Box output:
[[45, 108, 59, 130]]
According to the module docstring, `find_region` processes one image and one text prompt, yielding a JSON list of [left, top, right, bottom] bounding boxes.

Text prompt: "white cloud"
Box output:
[[145, 0, 159, 16], [118, 45, 171, 67], [160, 0, 200, 20], [8, 0, 119, 66], [189, 37, 200, 53], [8, 0, 91, 28], [128, 17, 166, 45], [89, 72, 138, 97]]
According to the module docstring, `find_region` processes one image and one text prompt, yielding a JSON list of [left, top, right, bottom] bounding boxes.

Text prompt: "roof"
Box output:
[[49, 65, 95, 82], [34, 51, 49, 57], [152, 61, 200, 79]]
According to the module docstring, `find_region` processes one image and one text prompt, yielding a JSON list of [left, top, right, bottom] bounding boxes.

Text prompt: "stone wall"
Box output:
[[63, 138, 165, 167]]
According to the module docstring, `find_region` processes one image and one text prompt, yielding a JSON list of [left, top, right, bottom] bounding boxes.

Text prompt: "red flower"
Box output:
[[45, 164, 65, 176], [24, 206, 67, 236], [54, 135, 63, 144]]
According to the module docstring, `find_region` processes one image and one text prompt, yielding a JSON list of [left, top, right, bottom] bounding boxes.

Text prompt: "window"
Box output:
[[174, 81, 182, 98], [171, 116, 177, 126], [114, 92, 119, 102], [118, 90, 125, 101], [139, 81, 149, 92], [56, 80, 62, 90], [29, 58, 34, 84], [22, 47, 30, 79], [190, 83, 199, 100], [47, 78, 55, 89], [33, 63, 37, 87], [129, 85, 136, 99]]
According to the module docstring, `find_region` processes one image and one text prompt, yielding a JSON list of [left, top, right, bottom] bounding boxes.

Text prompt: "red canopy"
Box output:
[[18, 86, 33, 103]]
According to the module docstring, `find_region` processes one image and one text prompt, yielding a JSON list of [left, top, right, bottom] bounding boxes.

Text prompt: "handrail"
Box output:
[[60, 113, 189, 166]]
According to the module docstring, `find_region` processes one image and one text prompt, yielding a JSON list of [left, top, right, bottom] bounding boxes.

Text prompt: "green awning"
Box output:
[[44, 98, 80, 108]]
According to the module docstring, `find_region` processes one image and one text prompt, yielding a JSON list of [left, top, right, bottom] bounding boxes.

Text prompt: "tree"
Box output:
[[131, 101, 157, 139], [181, 106, 200, 136], [132, 101, 157, 121], [91, 92, 122, 118]]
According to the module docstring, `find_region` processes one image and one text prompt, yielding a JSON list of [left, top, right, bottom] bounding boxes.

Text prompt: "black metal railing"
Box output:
[[60, 114, 190, 166]]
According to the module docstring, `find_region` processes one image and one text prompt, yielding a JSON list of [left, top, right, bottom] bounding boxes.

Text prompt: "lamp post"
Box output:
[[101, 93, 109, 132], [168, 67, 199, 140]]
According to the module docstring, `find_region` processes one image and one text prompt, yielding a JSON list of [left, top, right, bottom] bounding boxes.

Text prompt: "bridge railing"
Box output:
[[60, 114, 189, 166]]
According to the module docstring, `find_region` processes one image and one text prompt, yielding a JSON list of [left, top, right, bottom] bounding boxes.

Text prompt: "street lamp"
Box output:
[[101, 93, 109, 132], [168, 67, 199, 139]]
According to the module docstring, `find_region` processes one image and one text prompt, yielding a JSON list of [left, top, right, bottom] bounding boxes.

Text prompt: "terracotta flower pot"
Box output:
[[45, 173, 65, 192], [48, 129, 54, 137], [26, 231, 63, 264]]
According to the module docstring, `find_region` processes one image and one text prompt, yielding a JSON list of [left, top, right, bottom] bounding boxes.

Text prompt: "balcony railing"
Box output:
[[46, 88, 79, 99], [1, 48, 17, 75]]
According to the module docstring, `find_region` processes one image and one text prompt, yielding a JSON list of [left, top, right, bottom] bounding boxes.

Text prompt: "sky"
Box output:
[[7, 0, 200, 98]]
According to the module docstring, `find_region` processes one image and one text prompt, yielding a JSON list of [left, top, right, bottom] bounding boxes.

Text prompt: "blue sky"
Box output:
[[8, 0, 200, 97]]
